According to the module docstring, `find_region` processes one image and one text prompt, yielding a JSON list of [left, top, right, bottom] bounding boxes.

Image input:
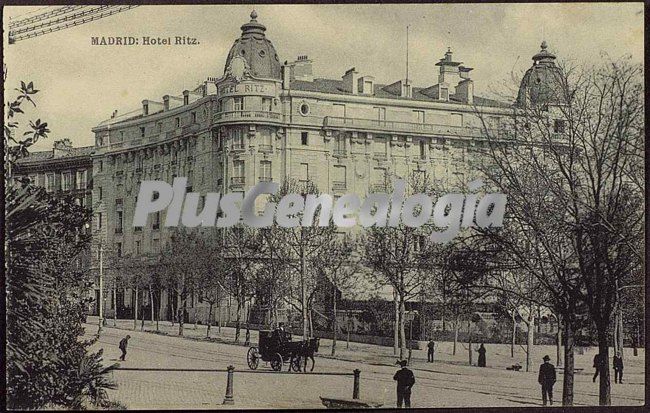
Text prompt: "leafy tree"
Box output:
[[5, 81, 117, 408]]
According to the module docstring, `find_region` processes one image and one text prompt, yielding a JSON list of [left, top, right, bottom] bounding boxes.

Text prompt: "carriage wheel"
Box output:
[[270, 353, 283, 372], [247, 347, 259, 370], [290, 356, 302, 372]]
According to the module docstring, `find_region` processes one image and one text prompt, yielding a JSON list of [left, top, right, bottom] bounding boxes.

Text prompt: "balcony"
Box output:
[[259, 144, 273, 153], [214, 111, 283, 124], [259, 176, 273, 182], [231, 176, 245, 187], [332, 181, 347, 191], [323, 116, 486, 138], [231, 143, 245, 153], [333, 149, 348, 158], [182, 123, 200, 136]]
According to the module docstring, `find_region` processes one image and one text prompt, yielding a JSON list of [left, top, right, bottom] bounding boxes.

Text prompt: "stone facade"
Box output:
[[89, 12, 560, 323]]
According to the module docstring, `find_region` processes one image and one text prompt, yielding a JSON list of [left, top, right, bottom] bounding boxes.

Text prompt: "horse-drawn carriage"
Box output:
[[246, 330, 319, 372]]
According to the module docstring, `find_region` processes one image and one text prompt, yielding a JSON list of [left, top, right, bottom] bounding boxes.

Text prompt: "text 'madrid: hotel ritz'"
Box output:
[[91, 11, 559, 314]]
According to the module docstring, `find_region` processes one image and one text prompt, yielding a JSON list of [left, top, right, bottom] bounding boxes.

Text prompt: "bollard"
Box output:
[[223, 365, 235, 405], [352, 369, 361, 400]]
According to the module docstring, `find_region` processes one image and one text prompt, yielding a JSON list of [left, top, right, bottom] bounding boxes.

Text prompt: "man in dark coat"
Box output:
[[593, 353, 605, 382], [613, 352, 624, 383], [393, 360, 415, 408], [427, 339, 435, 362], [119, 335, 131, 361], [477, 343, 487, 367], [538, 355, 556, 406]]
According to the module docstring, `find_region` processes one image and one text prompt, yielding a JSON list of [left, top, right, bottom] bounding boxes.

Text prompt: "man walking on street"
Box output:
[[613, 352, 624, 383], [119, 335, 131, 361], [427, 339, 435, 362], [538, 355, 556, 406], [593, 353, 605, 382], [394, 360, 415, 408]]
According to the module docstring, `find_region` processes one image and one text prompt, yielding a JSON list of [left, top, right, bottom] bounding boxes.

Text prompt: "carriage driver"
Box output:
[[274, 322, 288, 345]]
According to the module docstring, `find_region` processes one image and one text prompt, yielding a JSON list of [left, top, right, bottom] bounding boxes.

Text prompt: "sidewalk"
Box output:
[[89, 316, 645, 376]]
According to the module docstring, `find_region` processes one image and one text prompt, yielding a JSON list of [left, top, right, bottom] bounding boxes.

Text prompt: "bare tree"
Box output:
[[476, 55, 643, 405]]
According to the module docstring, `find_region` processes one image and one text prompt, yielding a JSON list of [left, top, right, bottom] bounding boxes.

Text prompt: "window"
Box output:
[[262, 98, 272, 112], [440, 87, 448, 100], [153, 211, 161, 230], [299, 163, 309, 182], [301, 132, 308, 145], [373, 168, 387, 190], [554, 119, 566, 134], [332, 103, 346, 118], [373, 136, 387, 156], [98, 186, 103, 200], [152, 238, 160, 253], [233, 97, 243, 111], [419, 140, 426, 159], [97, 212, 103, 229], [191, 111, 197, 123], [260, 160, 272, 181], [76, 170, 87, 189], [46, 173, 55, 192], [364, 80, 373, 93], [414, 110, 425, 124], [299, 102, 310, 116], [333, 165, 346, 189], [62, 172, 72, 191], [116, 242, 122, 257], [335, 134, 346, 153], [375, 107, 386, 122], [234, 160, 245, 178], [140, 127, 145, 138], [98, 160, 103, 172], [135, 240, 141, 255], [175, 117, 181, 128], [116, 211, 123, 233], [232, 128, 244, 149], [97, 136, 104, 146]]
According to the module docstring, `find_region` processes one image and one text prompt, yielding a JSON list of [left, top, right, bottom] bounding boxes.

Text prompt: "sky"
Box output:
[[3, 3, 644, 151]]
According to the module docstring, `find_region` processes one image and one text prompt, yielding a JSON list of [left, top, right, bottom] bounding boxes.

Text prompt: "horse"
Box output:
[[291, 338, 320, 372]]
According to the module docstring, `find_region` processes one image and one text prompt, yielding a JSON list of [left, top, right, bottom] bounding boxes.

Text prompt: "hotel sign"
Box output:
[[218, 81, 276, 98]]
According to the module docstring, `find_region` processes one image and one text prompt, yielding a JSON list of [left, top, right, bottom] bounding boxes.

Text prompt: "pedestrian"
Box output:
[[119, 335, 131, 361], [613, 352, 624, 383], [592, 352, 605, 382], [244, 325, 251, 346], [393, 360, 415, 408], [477, 343, 487, 367], [538, 355, 556, 406], [427, 339, 435, 362]]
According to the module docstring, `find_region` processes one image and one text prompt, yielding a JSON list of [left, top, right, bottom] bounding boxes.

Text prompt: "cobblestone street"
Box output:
[[87, 317, 645, 409]]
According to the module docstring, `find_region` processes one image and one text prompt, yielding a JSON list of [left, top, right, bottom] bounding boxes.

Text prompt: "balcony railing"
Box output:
[[215, 111, 282, 123], [259, 176, 273, 182], [232, 143, 245, 152], [332, 181, 347, 191], [333, 149, 347, 157], [323, 116, 486, 138], [259, 144, 273, 153], [231, 176, 245, 186]]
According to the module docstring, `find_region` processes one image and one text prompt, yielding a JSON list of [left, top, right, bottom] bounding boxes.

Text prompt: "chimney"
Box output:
[[53, 139, 73, 156], [183, 90, 190, 105], [455, 79, 474, 104], [142, 100, 149, 115], [290, 55, 314, 81], [342, 67, 359, 94], [163, 95, 170, 111]]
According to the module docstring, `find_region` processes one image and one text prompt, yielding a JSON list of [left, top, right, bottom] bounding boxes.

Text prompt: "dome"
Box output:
[[516, 41, 568, 107], [223, 11, 282, 80]]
